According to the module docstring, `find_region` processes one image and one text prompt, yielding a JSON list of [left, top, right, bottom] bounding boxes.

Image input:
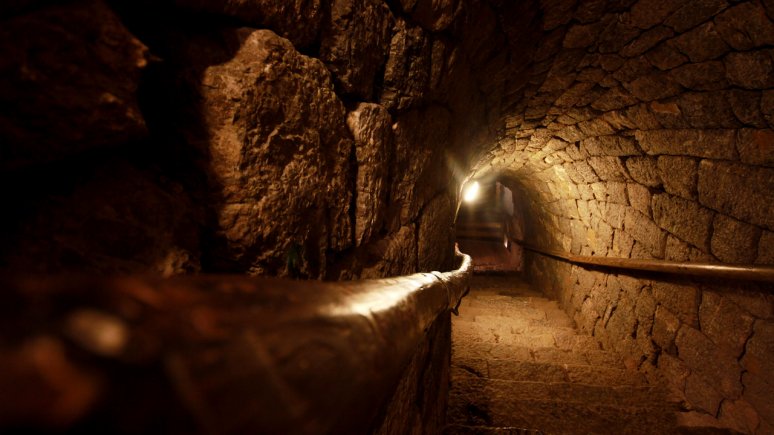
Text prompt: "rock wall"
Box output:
[[0, 0, 525, 278], [471, 1, 774, 432], [2, 0, 774, 431], [374, 312, 451, 434]]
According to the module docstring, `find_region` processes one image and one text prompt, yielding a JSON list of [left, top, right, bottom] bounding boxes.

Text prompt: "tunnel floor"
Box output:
[[446, 275, 681, 434]]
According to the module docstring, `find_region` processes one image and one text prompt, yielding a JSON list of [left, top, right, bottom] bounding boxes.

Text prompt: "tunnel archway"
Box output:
[[455, 178, 525, 273]]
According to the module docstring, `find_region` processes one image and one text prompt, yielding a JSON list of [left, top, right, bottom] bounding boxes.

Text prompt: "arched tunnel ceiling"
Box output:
[[467, 0, 774, 265]]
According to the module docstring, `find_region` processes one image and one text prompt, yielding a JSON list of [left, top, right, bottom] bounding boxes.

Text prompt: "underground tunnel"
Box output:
[[1, 0, 773, 433]]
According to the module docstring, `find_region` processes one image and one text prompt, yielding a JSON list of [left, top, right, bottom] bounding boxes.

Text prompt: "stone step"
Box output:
[[455, 311, 574, 329], [453, 322, 599, 351], [452, 316, 580, 341], [451, 358, 648, 386], [452, 342, 624, 368], [458, 306, 574, 328], [447, 397, 678, 435], [448, 373, 668, 409], [443, 424, 543, 434]]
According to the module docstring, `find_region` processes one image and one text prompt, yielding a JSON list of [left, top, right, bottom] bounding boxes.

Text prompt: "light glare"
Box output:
[[463, 181, 480, 203]]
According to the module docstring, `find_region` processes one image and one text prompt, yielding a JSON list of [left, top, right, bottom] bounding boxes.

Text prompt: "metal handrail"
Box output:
[[511, 238, 774, 283], [0, 248, 473, 434]]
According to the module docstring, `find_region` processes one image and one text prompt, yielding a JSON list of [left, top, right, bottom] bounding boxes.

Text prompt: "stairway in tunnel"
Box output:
[[446, 274, 680, 434]]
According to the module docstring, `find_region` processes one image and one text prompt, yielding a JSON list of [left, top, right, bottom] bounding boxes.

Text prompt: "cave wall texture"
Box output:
[[1, 0, 516, 278], [2, 0, 774, 432]]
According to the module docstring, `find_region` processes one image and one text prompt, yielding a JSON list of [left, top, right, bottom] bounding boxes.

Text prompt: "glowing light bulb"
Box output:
[[463, 181, 480, 203]]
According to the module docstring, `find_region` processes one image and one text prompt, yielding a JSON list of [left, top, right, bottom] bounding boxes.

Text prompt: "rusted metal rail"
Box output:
[[0, 249, 472, 434], [511, 238, 774, 283]]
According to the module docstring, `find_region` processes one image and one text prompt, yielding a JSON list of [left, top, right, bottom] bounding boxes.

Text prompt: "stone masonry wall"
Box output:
[[470, 0, 774, 432], [3, 0, 774, 431], [0, 0, 538, 278]]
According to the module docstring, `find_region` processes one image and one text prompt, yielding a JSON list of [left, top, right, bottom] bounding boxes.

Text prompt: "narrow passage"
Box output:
[[446, 275, 680, 434]]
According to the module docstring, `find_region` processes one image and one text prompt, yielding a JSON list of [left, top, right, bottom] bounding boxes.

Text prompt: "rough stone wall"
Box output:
[[3, 0, 774, 430], [373, 312, 451, 435], [0, 0, 529, 278], [470, 1, 774, 432]]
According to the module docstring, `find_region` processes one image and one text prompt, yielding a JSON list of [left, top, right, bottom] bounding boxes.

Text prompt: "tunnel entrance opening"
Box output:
[[455, 179, 524, 274]]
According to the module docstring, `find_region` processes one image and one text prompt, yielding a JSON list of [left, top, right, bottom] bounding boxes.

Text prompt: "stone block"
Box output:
[[600, 202, 627, 229], [627, 0, 683, 30], [621, 25, 674, 57], [563, 22, 604, 48], [410, 0, 458, 31], [671, 21, 730, 62], [718, 399, 762, 435], [624, 208, 667, 257], [763, 89, 774, 128], [700, 292, 755, 358], [715, 1, 774, 51], [611, 229, 635, 257], [185, 29, 353, 276], [625, 72, 682, 102], [625, 157, 661, 187], [418, 194, 454, 272], [678, 91, 742, 129], [664, 235, 714, 262], [711, 214, 762, 264], [592, 182, 629, 205], [736, 129, 774, 167], [664, 235, 691, 262], [605, 296, 637, 343], [587, 157, 630, 181], [729, 90, 767, 128], [652, 193, 714, 251], [590, 87, 640, 111], [612, 56, 654, 83], [727, 49, 774, 89], [658, 353, 689, 391], [652, 281, 699, 327], [657, 156, 698, 200], [635, 287, 656, 335], [320, 0, 393, 99], [635, 129, 736, 159], [380, 18, 431, 112], [741, 320, 774, 382], [581, 135, 640, 157], [629, 239, 655, 259], [574, 0, 607, 23], [684, 373, 723, 415], [675, 326, 743, 399], [698, 160, 774, 230], [757, 231, 774, 265], [347, 103, 393, 246], [721, 286, 774, 320], [360, 225, 417, 278], [652, 305, 680, 354], [663, 0, 728, 33], [669, 61, 727, 91], [597, 16, 642, 53], [627, 183, 651, 217], [578, 184, 595, 200], [390, 105, 452, 226], [742, 371, 774, 425], [573, 161, 600, 183], [646, 41, 689, 70]]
